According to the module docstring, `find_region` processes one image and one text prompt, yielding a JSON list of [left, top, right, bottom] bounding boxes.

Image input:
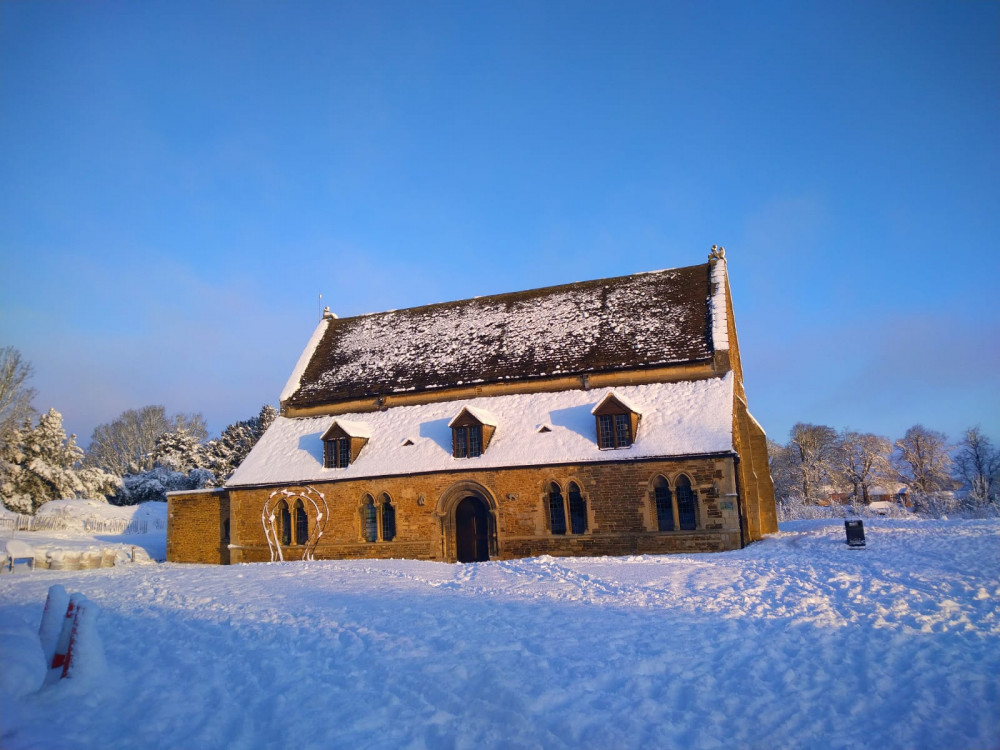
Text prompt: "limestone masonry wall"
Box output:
[[167, 490, 230, 564], [195, 457, 744, 565]]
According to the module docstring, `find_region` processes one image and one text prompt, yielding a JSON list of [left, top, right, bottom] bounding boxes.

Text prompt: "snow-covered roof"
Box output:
[[448, 406, 498, 427], [279, 318, 330, 404], [590, 391, 642, 416], [228, 374, 735, 487], [327, 419, 373, 439], [284, 262, 716, 410], [710, 258, 729, 351]]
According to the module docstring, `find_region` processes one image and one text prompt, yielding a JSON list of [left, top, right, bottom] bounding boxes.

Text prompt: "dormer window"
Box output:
[[448, 406, 497, 459], [591, 393, 641, 450], [321, 420, 371, 468]]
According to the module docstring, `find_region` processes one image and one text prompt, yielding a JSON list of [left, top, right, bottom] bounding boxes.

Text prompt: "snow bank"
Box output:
[[0, 518, 997, 749]]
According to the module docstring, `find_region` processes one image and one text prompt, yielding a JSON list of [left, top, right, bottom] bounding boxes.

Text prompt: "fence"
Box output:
[[83, 518, 149, 535], [0, 515, 71, 532], [0, 515, 161, 534]]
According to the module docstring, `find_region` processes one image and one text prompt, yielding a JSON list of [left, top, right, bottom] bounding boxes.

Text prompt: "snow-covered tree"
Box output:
[[112, 465, 213, 506], [894, 425, 952, 494], [0, 408, 119, 513], [953, 427, 999, 511], [836, 430, 893, 505], [788, 423, 839, 503], [152, 427, 210, 473], [86, 406, 208, 476], [767, 438, 799, 502], [0, 346, 36, 450], [206, 404, 277, 485]]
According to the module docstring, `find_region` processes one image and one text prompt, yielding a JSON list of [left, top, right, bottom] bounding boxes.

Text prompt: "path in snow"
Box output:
[[1, 518, 998, 749]]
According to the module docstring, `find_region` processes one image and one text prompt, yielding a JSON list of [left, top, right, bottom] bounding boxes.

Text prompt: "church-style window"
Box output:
[[362, 495, 377, 542], [676, 475, 698, 531], [568, 482, 588, 534], [381, 494, 396, 542], [279, 500, 291, 546], [322, 421, 371, 469], [653, 476, 674, 531], [294, 499, 308, 545], [548, 482, 567, 535], [591, 393, 640, 450], [449, 407, 497, 459]]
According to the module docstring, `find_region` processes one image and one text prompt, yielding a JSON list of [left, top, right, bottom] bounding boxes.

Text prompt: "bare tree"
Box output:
[[767, 438, 799, 502], [0, 346, 36, 447], [85, 405, 208, 477], [894, 425, 952, 494], [788, 423, 839, 503], [953, 427, 999, 508], [837, 430, 893, 505]]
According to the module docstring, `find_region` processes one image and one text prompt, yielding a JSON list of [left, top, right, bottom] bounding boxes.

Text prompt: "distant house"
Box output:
[[828, 486, 911, 508], [168, 249, 777, 564]]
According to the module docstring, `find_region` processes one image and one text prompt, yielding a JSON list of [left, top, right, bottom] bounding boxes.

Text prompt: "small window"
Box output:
[[653, 476, 674, 531], [548, 482, 566, 535], [322, 422, 370, 468], [568, 482, 587, 534], [676, 475, 697, 530], [294, 499, 308, 545], [453, 425, 482, 458], [324, 437, 351, 468], [362, 495, 377, 542], [279, 500, 291, 546], [449, 407, 497, 458], [381, 494, 396, 542], [592, 393, 639, 450]]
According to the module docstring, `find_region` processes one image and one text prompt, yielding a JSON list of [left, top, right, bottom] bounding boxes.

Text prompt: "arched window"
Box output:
[[362, 495, 377, 543], [653, 476, 674, 531], [279, 500, 291, 546], [381, 494, 396, 542], [676, 475, 697, 531], [548, 482, 566, 535], [294, 499, 308, 545], [568, 482, 587, 534]]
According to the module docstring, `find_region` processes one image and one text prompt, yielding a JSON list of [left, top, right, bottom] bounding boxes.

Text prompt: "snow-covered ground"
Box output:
[[0, 500, 166, 567], [1, 517, 998, 749]]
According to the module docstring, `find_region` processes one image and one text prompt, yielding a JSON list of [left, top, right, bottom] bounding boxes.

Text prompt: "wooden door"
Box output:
[[455, 497, 489, 562]]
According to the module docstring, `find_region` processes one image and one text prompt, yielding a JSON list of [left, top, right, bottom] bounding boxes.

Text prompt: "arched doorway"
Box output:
[[455, 496, 490, 563]]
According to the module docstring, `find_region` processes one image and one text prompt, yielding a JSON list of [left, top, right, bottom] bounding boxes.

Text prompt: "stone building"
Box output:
[[167, 249, 777, 564]]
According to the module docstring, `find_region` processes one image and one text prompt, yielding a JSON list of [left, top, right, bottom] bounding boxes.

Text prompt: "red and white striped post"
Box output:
[[45, 593, 83, 684], [39, 584, 70, 667]]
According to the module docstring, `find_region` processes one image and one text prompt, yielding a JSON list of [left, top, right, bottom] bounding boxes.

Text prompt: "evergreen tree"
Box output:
[[151, 427, 209, 473], [112, 465, 212, 506], [0, 408, 119, 513]]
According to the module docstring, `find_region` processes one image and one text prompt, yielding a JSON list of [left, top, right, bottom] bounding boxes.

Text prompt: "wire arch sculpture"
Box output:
[[261, 486, 328, 562]]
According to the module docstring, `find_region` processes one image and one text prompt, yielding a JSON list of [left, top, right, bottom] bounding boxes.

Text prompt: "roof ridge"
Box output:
[[341, 261, 710, 322]]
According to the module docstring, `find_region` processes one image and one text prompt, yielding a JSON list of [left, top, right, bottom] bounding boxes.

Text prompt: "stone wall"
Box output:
[[167, 489, 230, 564], [222, 456, 743, 564]]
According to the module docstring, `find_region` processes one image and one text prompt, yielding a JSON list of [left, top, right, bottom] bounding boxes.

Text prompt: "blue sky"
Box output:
[[1, 0, 997, 447]]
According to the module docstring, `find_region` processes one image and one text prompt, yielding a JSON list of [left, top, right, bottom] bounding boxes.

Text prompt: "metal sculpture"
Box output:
[[261, 486, 328, 562]]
